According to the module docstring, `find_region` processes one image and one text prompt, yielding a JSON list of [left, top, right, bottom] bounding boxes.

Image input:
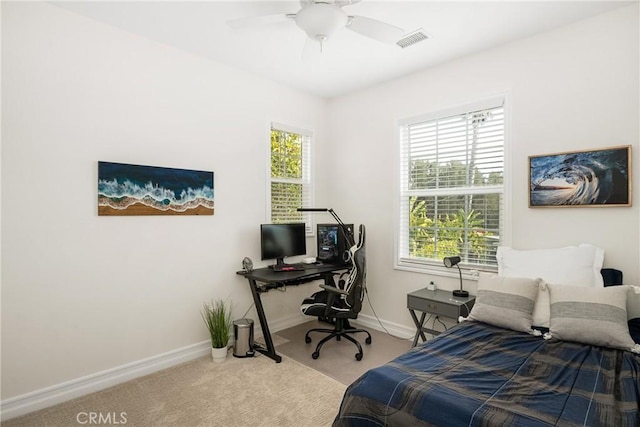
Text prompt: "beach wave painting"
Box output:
[[98, 161, 214, 215], [529, 146, 630, 207]]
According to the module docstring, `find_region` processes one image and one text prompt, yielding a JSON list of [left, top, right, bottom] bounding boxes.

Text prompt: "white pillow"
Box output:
[[496, 244, 604, 328]]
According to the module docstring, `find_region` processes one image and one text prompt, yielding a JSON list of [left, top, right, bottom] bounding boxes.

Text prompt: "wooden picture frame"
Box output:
[[528, 145, 631, 208]]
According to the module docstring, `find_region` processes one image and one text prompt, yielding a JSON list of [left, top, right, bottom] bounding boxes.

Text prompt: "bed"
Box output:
[[334, 321, 639, 426], [333, 246, 640, 427]]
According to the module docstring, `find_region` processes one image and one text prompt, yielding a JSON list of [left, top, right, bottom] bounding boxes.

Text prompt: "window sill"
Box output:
[[394, 259, 497, 281]]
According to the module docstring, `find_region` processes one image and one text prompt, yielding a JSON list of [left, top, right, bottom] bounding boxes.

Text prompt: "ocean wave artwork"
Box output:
[[98, 161, 214, 215], [529, 146, 630, 207]]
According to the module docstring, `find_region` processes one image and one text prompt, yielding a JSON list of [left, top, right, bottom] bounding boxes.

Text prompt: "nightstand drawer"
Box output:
[[407, 295, 459, 319]]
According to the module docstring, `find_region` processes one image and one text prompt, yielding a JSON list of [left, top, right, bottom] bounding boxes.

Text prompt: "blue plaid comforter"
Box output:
[[333, 321, 640, 426]]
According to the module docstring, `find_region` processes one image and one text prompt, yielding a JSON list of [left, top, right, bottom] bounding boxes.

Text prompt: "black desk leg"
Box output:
[[247, 278, 282, 363], [409, 310, 428, 347]]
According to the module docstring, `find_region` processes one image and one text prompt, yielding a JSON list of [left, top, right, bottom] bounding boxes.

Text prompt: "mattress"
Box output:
[[333, 321, 640, 426]]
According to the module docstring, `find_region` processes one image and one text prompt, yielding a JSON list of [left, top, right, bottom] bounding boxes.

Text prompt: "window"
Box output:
[[269, 123, 313, 233], [397, 98, 505, 271]]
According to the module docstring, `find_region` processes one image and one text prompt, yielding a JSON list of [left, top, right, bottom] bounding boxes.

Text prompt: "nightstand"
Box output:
[[407, 288, 475, 347]]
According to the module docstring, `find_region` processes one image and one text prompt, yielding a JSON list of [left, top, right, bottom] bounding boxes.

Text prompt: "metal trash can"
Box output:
[[233, 318, 255, 358]]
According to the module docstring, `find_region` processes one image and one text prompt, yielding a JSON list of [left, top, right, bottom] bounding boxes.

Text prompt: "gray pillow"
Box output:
[[468, 274, 541, 333], [548, 284, 638, 352]]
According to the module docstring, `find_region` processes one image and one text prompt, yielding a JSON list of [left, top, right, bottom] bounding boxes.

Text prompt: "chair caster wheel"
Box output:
[[312, 352, 320, 359], [365, 337, 372, 345], [355, 353, 363, 361], [305, 336, 312, 344]]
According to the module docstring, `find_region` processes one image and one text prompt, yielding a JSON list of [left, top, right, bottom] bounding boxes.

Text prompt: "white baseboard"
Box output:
[[267, 313, 310, 335], [0, 315, 313, 421], [354, 313, 415, 340], [265, 312, 415, 341], [1, 314, 413, 421], [265, 313, 415, 340], [0, 341, 211, 421]]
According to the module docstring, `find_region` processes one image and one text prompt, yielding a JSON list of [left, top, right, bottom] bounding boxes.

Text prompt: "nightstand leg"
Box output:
[[409, 310, 428, 347]]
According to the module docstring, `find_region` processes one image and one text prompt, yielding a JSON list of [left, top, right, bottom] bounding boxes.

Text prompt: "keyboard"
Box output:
[[270, 263, 306, 272]]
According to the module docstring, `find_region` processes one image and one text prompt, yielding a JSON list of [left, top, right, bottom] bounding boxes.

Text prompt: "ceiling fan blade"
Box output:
[[227, 13, 292, 30], [346, 15, 404, 44]]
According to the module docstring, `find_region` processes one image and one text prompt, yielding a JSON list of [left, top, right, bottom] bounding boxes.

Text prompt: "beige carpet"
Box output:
[[273, 320, 413, 385], [2, 352, 346, 427]]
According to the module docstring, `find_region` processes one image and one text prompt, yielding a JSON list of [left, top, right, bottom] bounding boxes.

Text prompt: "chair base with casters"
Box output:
[[305, 318, 372, 361]]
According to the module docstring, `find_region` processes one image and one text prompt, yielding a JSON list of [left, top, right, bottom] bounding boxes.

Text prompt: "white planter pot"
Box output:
[[211, 346, 228, 363]]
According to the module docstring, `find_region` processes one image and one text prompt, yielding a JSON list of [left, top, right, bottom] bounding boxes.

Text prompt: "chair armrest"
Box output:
[[319, 284, 349, 295]]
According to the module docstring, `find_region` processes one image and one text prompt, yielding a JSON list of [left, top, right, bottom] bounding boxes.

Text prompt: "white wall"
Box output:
[[1, 2, 326, 402], [2, 0, 638, 415], [321, 4, 639, 328]]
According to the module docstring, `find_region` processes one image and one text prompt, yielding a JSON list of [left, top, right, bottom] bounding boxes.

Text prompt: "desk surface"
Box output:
[[236, 263, 347, 284]]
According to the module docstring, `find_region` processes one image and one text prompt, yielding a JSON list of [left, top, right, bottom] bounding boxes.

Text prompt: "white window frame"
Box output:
[[267, 122, 314, 235], [395, 96, 511, 277]]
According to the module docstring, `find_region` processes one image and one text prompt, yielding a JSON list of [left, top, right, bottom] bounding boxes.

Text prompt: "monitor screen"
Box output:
[[260, 223, 307, 265]]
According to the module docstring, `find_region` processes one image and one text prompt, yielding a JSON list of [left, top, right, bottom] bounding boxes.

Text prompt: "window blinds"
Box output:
[[398, 99, 505, 268], [270, 124, 312, 233]]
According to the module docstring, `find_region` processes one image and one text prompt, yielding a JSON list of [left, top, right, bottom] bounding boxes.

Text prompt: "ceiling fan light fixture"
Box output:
[[295, 3, 348, 43]]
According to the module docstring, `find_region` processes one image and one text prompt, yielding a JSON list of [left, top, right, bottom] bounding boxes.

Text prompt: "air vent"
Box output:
[[396, 29, 429, 49]]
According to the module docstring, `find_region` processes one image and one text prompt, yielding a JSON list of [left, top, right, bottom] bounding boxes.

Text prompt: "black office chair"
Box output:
[[300, 224, 372, 361]]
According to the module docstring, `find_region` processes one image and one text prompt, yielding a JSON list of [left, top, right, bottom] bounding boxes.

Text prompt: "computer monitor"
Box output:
[[260, 223, 307, 267], [317, 223, 353, 265]]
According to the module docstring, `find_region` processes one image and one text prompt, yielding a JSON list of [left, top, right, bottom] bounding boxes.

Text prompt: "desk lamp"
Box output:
[[296, 208, 354, 247], [443, 256, 469, 298]]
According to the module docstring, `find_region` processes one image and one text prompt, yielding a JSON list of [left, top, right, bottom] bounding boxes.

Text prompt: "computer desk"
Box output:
[[236, 263, 348, 363]]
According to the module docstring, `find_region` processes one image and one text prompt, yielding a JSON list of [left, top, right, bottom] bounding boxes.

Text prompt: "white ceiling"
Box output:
[[53, 1, 633, 99]]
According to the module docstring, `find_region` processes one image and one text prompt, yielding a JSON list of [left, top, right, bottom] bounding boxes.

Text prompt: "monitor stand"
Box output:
[[268, 258, 286, 270]]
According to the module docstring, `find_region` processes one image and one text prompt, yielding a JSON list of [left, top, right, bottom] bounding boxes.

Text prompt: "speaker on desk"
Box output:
[[317, 223, 353, 265], [242, 257, 253, 272]]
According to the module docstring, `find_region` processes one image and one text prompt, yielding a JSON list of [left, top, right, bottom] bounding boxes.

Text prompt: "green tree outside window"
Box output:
[[270, 127, 310, 225]]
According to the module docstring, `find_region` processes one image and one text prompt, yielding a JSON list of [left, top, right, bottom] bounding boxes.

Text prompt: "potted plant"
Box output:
[[201, 299, 233, 363]]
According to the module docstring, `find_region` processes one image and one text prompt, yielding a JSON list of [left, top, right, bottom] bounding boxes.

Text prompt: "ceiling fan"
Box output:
[[228, 0, 406, 51]]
